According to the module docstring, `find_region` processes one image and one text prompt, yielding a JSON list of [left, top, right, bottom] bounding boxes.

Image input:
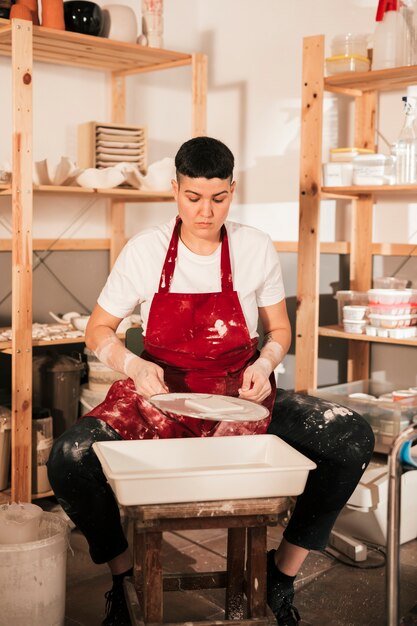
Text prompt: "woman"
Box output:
[[48, 136, 374, 626]]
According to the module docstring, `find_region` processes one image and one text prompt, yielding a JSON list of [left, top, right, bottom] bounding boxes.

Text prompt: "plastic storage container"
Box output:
[[343, 319, 367, 334], [368, 288, 412, 304], [331, 33, 369, 57], [343, 305, 368, 320], [334, 290, 368, 325], [352, 153, 394, 185], [373, 276, 409, 289], [93, 435, 317, 505], [334, 463, 417, 545], [310, 379, 417, 454], [0, 512, 69, 626], [329, 147, 375, 162], [326, 54, 370, 75], [0, 406, 11, 490]]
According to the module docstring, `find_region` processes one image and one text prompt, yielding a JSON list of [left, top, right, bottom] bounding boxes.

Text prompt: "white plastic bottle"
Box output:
[[393, 96, 417, 184], [372, 0, 405, 69]]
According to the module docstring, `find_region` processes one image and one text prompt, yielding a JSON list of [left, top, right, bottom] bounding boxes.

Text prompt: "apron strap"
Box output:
[[158, 217, 234, 293]]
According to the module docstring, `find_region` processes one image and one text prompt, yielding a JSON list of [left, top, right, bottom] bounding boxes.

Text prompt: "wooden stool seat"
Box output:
[[123, 496, 289, 626]]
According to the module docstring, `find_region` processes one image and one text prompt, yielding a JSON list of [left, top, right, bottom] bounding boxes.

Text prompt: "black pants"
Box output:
[[47, 391, 374, 564]]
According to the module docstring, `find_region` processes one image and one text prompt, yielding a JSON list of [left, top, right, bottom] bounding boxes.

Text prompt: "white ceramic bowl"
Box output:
[[101, 4, 138, 43], [76, 167, 125, 189], [70, 315, 90, 332], [33, 156, 80, 186]]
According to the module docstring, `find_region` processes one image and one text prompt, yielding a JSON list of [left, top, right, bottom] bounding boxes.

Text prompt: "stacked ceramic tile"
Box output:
[[95, 125, 146, 170], [77, 122, 147, 172]]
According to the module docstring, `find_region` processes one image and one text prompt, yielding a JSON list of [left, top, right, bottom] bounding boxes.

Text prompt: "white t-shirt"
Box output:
[[98, 218, 285, 338]]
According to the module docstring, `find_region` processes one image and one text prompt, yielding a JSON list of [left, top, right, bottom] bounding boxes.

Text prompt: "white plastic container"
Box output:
[[326, 54, 370, 75], [0, 512, 69, 626], [352, 153, 394, 185], [368, 288, 412, 304], [369, 313, 417, 328], [343, 305, 368, 320], [331, 33, 369, 58], [322, 162, 353, 186], [334, 464, 417, 545], [334, 290, 368, 325], [343, 319, 367, 334], [373, 276, 409, 289], [368, 303, 412, 315], [93, 435, 316, 506], [372, 7, 404, 70]]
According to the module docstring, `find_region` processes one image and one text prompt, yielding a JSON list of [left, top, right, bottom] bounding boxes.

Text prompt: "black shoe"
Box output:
[[102, 581, 131, 626], [267, 550, 301, 626]]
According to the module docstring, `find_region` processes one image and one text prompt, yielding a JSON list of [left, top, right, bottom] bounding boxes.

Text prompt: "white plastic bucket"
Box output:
[[0, 512, 69, 626]]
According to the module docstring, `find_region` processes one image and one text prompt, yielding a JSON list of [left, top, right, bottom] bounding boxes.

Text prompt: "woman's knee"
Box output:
[[47, 426, 96, 488]]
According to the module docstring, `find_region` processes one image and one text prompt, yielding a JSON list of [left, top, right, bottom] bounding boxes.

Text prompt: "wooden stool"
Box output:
[[123, 496, 289, 626]]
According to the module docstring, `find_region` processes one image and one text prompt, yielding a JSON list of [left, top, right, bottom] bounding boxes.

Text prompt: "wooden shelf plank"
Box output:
[[0, 20, 192, 73], [0, 327, 129, 352], [0, 184, 174, 202], [325, 65, 417, 94], [319, 325, 417, 347], [322, 184, 417, 197]]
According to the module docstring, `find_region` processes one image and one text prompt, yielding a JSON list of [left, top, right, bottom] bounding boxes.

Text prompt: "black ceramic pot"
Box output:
[[63, 0, 104, 36]]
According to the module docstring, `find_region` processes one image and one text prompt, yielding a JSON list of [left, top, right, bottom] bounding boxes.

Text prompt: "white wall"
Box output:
[[0, 0, 416, 387]]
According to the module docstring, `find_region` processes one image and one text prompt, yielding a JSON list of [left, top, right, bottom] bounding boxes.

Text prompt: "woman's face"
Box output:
[[172, 175, 235, 244]]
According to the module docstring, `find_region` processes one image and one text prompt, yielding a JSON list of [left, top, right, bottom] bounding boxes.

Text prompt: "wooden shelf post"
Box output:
[[11, 19, 33, 502], [347, 91, 377, 381], [295, 35, 324, 392], [192, 53, 207, 137]]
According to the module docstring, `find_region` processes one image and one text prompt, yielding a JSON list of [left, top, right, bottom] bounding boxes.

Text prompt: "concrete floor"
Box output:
[[63, 516, 417, 626]]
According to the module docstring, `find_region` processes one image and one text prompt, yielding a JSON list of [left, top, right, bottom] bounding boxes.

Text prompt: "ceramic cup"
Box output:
[[101, 4, 138, 43]]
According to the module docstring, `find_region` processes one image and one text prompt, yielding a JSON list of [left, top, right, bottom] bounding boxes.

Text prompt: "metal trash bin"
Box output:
[[0, 406, 11, 491], [42, 355, 84, 438]]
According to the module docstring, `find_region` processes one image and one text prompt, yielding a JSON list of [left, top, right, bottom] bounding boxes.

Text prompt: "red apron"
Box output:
[[85, 218, 276, 439]]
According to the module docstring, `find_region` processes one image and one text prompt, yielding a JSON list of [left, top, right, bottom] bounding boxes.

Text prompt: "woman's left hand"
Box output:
[[238, 357, 272, 403]]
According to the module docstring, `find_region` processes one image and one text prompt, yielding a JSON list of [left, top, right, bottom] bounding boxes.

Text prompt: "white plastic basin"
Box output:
[[93, 435, 316, 506]]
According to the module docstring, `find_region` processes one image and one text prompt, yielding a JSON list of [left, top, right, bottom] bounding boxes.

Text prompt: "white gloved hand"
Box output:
[[238, 357, 273, 404]]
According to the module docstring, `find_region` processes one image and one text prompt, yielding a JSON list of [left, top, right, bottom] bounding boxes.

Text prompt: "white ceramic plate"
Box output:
[[149, 393, 269, 422]]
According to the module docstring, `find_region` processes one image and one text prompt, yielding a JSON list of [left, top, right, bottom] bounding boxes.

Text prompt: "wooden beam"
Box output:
[[110, 202, 125, 268], [347, 90, 377, 382], [11, 19, 33, 503], [192, 53, 207, 137], [0, 238, 112, 251], [295, 35, 324, 392]]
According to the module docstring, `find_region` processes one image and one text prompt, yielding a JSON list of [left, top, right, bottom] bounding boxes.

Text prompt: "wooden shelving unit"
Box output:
[[0, 18, 207, 502], [295, 34, 417, 392]]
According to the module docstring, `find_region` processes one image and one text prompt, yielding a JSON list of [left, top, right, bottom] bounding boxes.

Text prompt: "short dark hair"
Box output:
[[175, 136, 234, 181]]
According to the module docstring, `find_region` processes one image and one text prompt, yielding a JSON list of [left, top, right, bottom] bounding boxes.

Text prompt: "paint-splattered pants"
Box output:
[[47, 390, 374, 563]]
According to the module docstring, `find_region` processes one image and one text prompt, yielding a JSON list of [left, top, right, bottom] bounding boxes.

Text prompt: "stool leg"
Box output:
[[225, 527, 246, 619], [143, 530, 163, 624], [133, 528, 146, 610], [247, 526, 267, 618]]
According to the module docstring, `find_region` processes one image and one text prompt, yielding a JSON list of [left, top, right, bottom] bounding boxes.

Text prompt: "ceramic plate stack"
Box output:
[[78, 122, 147, 171]]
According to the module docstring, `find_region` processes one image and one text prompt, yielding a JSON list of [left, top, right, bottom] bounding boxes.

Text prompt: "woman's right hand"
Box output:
[[126, 357, 169, 399]]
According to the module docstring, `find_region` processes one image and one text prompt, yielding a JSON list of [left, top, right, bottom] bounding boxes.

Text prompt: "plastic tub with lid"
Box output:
[[330, 147, 374, 163], [352, 153, 394, 185], [368, 313, 417, 328], [368, 289, 412, 305], [343, 319, 367, 334], [326, 54, 370, 75], [334, 290, 368, 325], [343, 305, 368, 321]]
